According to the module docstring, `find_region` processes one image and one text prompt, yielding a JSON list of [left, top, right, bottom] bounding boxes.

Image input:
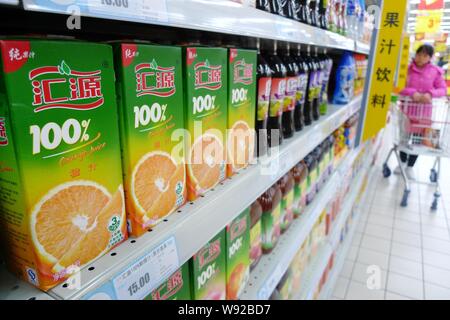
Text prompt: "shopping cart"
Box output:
[[382, 96, 450, 210]]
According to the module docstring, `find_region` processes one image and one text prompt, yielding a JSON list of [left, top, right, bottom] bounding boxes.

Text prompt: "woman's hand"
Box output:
[[412, 92, 422, 102], [421, 93, 432, 103]]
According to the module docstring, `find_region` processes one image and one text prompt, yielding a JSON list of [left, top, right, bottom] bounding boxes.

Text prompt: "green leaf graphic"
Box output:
[[60, 60, 71, 75], [205, 59, 210, 68]]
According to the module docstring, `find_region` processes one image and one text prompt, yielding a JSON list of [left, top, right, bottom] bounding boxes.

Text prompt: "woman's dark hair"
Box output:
[[416, 44, 434, 57]]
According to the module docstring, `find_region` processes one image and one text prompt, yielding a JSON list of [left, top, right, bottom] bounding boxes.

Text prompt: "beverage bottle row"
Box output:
[[255, 40, 333, 157]]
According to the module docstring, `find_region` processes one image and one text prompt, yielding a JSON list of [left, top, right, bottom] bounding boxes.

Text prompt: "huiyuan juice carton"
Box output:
[[225, 208, 250, 300], [114, 43, 186, 237], [227, 48, 256, 177], [0, 40, 127, 290], [190, 230, 226, 300], [146, 263, 191, 300], [183, 47, 227, 201]]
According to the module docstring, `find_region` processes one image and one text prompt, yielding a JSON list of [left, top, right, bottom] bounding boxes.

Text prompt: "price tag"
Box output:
[[113, 236, 179, 300], [87, 0, 168, 22], [258, 264, 283, 300]]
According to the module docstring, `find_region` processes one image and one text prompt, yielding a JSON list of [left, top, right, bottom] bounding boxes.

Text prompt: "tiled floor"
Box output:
[[331, 135, 450, 300]]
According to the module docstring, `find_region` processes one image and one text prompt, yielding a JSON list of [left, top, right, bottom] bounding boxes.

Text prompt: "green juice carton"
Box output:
[[183, 47, 227, 201], [227, 48, 256, 177], [225, 208, 250, 300], [146, 263, 191, 300], [190, 229, 226, 300], [114, 43, 186, 237], [0, 40, 127, 290]]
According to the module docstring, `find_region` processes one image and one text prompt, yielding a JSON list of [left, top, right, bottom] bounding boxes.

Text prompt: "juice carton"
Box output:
[[227, 48, 256, 177], [0, 40, 127, 290], [146, 263, 191, 300], [225, 208, 250, 300], [190, 229, 226, 300], [183, 47, 228, 201], [114, 43, 186, 237]]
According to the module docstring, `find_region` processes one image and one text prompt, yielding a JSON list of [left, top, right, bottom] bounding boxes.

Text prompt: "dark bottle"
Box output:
[[309, 0, 319, 26], [250, 199, 263, 270], [256, 40, 272, 157], [319, 49, 334, 116], [260, 184, 282, 254], [303, 46, 316, 126], [270, 0, 286, 16], [280, 43, 297, 139], [318, 0, 329, 29], [284, 0, 297, 20], [312, 47, 322, 121], [293, 44, 309, 131], [304, 153, 318, 205], [278, 172, 295, 233], [298, 0, 311, 24], [292, 160, 308, 218], [265, 41, 286, 147], [257, 0, 272, 12]]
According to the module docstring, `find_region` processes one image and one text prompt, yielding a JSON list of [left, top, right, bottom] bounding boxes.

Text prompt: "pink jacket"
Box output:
[[400, 61, 447, 98]]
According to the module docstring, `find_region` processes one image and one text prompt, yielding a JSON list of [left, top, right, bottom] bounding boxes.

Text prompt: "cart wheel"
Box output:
[[430, 169, 438, 183], [431, 198, 439, 211], [383, 164, 391, 178], [400, 190, 410, 207]]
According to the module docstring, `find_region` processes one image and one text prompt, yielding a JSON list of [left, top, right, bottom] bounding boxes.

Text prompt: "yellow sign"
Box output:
[[396, 36, 410, 91], [361, 0, 407, 142], [435, 41, 447, 53], [416, 10, 443, 33]]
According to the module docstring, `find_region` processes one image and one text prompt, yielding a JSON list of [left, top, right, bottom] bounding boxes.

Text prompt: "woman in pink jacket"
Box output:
[[397, 44, 447, 177]]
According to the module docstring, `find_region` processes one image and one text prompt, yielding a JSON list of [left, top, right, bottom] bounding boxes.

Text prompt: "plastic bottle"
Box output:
[[256, 39, 272, 157], [283, 0, 297, 19], [260, 184, 282, 253], [327, 135, 335, 175], [293, 44, 309, 131], [312, 47, 322, 121], [270, 0, 286, 16], [265, 41, 286, 147], [346, 0, 356, 40], [280, 43, 297, 139], [314, 145, 324, 192], [257, 0, 272, 12], [340, 0, 348, 36], [298, 0, 311, 24], [319, 49, 333, 116], [328, 0, 338, 33], [309, 0, 319, 26], [318, 0, 329, 29], [292, 160, 308, 218], [250, 199, 263, 270], [278, 171, 295, 232], [304, 153, 318, 205], [303, 45, 315, 126]]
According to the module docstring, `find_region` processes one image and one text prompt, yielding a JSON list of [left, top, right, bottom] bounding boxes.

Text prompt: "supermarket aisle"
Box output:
[[331, 149, 450, 300]]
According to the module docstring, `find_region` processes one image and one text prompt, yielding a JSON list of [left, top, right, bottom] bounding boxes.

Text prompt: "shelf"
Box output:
[[0, 264, 53, 300], [318, 165, 377, 300], [240, 142, 363, 300], [355, 41, 371, 55], [293, 148, 371, 300], [0, 0, 18, 5], [0, 96, 361, 300], [22, 0, 362, 52]]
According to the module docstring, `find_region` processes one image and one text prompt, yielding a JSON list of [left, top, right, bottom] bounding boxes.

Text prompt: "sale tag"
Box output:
[[87, 0, 168, 22], [113, 236, 179, 300], [416, 10, 443, 33]]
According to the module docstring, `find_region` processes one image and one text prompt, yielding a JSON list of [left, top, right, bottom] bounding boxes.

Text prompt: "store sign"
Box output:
[[361, 0, 407, 142], [396, 36, 410, 91], [435, 40, 447, 53], [418, 0, 444, 10], [416, 10, 443, 33]]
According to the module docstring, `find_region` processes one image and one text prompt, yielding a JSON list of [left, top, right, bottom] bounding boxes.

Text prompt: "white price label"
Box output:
[[88, 0, 168, 22], [258, 264, 282, 300], [113, 236, 179, 300]]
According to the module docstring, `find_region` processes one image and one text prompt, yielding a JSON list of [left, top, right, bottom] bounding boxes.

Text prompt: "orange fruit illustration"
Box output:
[[227, 263, 249, 300], [131, 151, 185, 225], [228, 121, 254, 172], [30, 182, 125, 275], [188, 133, 224, 192]]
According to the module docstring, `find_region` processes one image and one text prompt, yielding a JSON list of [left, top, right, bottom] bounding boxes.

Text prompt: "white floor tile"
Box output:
[[339, 260, 354, 279], [423, 250, 450, 271], [353, 232, 363, 245], [393, 229, 422, 247], [389, 256, 423, 280], [424, 283, 450, 300], [346, 246, 359, 262], [364, 224, 393, 241], [421, 215, 448, 228], [332, 277, 350, 299], [370, 206, 395, 217], [423, 264, 450, 289], [360, 234, 391, 254], [422, 237, 450, 256], [345, 281, 385, 300], [395, 212, 421, 224], [394, 219, 421, 234], [385, 292, 412, 300], [367, 215, 394, 228], [356, 248, 390, 270], [391, 242, 422, 263], [387, 273, 424, 300], [422, 225, 450, 241]]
